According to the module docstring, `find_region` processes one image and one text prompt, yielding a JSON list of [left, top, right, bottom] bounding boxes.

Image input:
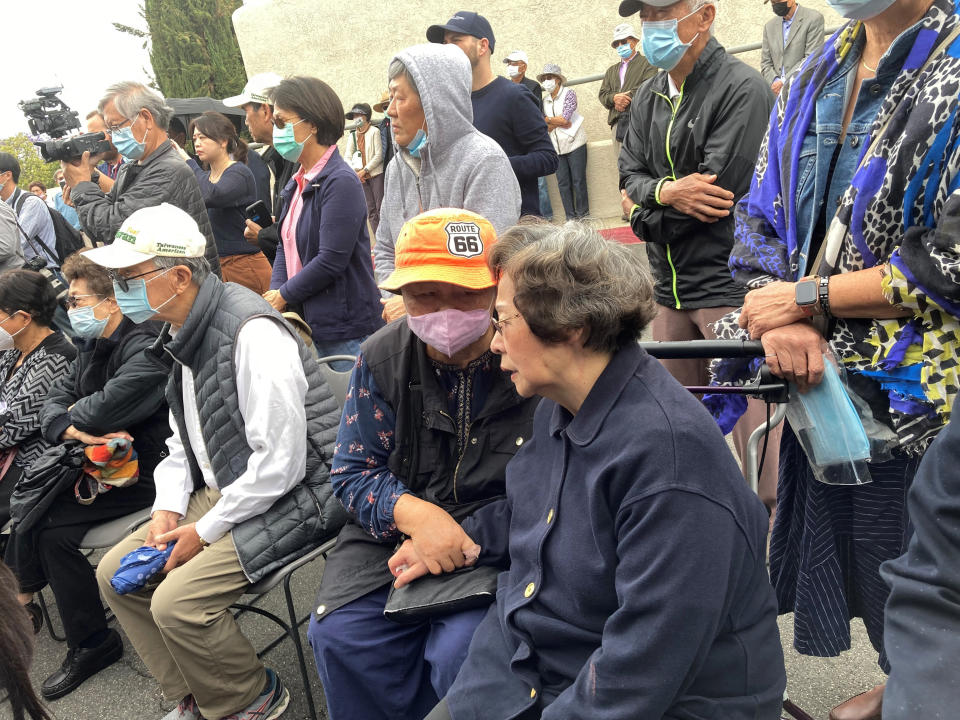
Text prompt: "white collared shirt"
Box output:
[[152, 317, 308, 543]]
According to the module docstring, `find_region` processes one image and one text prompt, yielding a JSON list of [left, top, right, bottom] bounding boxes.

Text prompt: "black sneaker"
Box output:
[[41, 628, 123, 700]]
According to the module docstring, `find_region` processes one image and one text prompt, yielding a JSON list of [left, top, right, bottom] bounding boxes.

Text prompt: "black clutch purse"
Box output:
[[383, 565, 500, 624]]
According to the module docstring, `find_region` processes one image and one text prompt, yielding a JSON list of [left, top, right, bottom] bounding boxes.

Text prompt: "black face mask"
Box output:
[[771, 1, 791, 16]]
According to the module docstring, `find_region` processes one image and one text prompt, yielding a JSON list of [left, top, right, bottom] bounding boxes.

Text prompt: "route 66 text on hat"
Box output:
[[379, 208, 498, 293]]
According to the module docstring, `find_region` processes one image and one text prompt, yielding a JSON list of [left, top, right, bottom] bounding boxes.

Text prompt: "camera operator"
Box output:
[[62, 82, 220, 277], [85, 111, 123, 192], [0, 153, 58, 271]]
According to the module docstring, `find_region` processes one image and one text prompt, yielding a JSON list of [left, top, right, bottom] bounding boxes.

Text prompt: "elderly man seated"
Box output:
[[308, 208, 539, 720], [90, 203, 344, 720]]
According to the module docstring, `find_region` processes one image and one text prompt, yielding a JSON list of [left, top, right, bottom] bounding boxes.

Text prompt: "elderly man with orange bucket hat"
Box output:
[[307, 208, 539, 719]]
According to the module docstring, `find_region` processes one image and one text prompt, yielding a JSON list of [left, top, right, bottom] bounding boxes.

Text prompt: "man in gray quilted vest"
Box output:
[[89, 203, 345, 720]]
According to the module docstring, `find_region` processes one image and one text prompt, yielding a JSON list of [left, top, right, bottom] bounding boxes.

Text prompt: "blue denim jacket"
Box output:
[[794, 23, 922, 275]]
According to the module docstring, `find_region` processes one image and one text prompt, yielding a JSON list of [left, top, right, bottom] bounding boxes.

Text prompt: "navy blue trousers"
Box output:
[[308, 585, 488, 720]]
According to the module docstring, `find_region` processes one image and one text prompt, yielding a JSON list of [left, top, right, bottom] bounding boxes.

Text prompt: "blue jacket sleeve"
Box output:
[[330, 353, 411, 538], [541, 491, 753, 719], [459, 497, 511, 568], [278, 173, 366, 304], [507, 87, 559, 181]]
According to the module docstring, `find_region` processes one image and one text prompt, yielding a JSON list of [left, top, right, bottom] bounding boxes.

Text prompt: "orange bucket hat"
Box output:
[[379, 208, 498, 293]]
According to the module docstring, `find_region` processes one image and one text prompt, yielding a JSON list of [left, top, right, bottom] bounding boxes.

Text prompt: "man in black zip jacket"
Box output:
[[617, 0, 779, 507]]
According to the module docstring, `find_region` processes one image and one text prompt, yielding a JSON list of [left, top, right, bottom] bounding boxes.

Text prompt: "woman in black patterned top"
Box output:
[[0, 271, 76, 529]]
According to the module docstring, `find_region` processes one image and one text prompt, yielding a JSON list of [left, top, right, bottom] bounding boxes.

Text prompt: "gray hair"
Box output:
[[489, 220, 657, 353], [388, 58, 420, 97], [152, 255, 211, 287], [99, 81, 174, 131]]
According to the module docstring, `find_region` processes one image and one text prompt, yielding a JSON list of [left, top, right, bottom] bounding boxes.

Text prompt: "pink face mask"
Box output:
[[407, 308, 491, 358]]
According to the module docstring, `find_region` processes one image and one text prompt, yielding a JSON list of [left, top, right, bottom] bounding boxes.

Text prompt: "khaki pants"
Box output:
[[221, 252, 273, 295], [611, 124, 622, 167], [652, 303, 782, 510], [95, 487, 266, 720]]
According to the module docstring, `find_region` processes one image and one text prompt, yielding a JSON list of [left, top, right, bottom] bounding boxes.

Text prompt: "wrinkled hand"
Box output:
[[156, 523, 205, 572], [771, 79, 784, 95], [620, 189, 636, 218], [739, 281, 807, 338], [659, 173, 735, 222], [244, 219, 262, 242], [60, 152, 95, 188], [381, 296, 406, 323], [394, 496, 481, 576], [62, 185, 74, 208], [145, 510, 180, 551], [613, 92, 632, 112], [388, 539, 429, 589], [761, 322, 831, 392], [61, 425, 133, 445], [357, 169, 368, 183], [169, 140, 191, 162], [262, 289, 286, 311]]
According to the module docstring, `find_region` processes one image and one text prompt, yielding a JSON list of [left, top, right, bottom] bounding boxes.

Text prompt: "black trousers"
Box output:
[[5, 480, 155, 648]]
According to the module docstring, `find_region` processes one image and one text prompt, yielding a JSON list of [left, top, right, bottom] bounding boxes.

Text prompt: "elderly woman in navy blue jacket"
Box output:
[[262, 76, 383, 366], [390, 221, 787, 720]]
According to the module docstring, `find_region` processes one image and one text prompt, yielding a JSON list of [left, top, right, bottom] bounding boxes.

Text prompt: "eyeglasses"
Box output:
[[273, 116, 306, 130], [66, 293, 101, 309], [613, 39, 632, 47], [106, 116, 134, 134], [108, 267, 164, 292], [491, 312, 521, 334]]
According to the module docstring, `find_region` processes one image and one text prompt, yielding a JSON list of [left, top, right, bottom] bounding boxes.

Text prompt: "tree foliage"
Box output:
[[0, 134, 58, 189], [115, 0, 247, 100]]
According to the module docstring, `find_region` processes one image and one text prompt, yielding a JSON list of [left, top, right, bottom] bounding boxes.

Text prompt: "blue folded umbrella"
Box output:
[[110, 542, 176, 595]]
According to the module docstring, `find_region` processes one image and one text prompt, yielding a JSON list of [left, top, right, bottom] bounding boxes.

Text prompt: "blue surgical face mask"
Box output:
[[406, 128, 428, 159], [641, 10, 701, 72], [112, 121, 148, 161], [616, 42, 634, 59], [273, 119, 307, 163], [68, 299, 110, 339], [825, 0, 896, 19], [112, 269, 176, 324]]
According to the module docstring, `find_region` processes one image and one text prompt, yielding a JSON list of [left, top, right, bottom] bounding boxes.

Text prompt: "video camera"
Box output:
[[18, 87, 113, 163]]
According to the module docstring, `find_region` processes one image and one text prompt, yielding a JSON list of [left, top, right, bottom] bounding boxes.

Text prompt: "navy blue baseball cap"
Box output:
[[427, 11, 496, 51]]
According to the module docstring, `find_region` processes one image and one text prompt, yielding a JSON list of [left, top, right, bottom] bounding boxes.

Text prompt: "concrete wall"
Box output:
[[233, 0, 843, 222]]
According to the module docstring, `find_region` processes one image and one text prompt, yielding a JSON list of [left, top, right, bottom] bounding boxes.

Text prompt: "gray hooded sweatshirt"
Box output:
[[373, 44, 521, 288]]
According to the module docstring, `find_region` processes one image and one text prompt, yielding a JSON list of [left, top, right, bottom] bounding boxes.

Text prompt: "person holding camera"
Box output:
[[61, 82, 221, 278], [186, 112, 272, 295]]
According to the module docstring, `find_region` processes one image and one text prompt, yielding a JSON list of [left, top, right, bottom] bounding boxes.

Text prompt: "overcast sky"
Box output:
[[2, 1, 152, 140]]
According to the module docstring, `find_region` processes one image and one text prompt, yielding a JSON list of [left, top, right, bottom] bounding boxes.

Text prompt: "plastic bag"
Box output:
[[785, 353, 872, 485]]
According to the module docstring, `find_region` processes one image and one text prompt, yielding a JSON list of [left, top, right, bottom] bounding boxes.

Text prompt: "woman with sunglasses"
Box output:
[[4, 251, 171, 702], [262, 76, 383, 369], [0, 270, 76, 533], [186, 111, 272, 295]]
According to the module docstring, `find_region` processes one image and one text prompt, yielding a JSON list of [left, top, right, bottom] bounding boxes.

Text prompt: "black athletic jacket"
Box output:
[[620, 39, 773, 310]]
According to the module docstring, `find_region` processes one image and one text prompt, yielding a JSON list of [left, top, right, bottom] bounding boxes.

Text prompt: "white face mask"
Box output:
[[542, 79, 557, 93], [506, 65, 520, 78], [0, 313, 26, 351]]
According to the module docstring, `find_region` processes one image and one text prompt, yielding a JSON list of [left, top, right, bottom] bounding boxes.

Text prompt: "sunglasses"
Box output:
[[108, 267, 164, 292]]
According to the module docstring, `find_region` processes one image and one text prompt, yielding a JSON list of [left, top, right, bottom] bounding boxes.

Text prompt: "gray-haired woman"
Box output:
[[390, 221, 787, 720]]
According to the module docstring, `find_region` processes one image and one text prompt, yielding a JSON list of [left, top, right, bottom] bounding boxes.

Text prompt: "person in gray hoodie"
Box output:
[[374, 43, 521, 322]]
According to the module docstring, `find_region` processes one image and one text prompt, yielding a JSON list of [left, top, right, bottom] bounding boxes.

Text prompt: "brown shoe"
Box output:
[[829, 684, 884, 720]]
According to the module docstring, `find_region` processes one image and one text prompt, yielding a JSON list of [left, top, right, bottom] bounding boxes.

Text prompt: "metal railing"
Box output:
[[564, 26, 841, 88]]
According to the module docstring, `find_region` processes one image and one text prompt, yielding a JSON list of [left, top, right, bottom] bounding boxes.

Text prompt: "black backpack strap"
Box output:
[[11, 190, 59, 267]]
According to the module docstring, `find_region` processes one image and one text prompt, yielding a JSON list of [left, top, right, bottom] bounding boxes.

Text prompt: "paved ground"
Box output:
[[7, 549, 886, 720]]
